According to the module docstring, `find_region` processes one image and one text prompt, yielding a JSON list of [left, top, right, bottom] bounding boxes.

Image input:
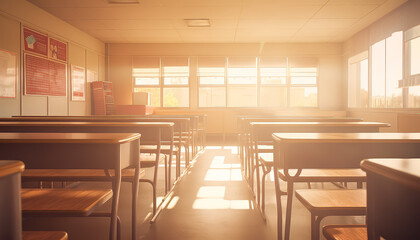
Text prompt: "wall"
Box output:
[[108, 42, 346, 133], [0, 0, 106, 117], [344, 0, 420, 132]]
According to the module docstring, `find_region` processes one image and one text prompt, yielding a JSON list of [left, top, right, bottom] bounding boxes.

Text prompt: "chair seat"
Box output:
[[21, 188, 113, 216], [258, 153, 366, 182], [323, 225, 367, 240], [23, 231, 68, 240], [140, 145, 179, 152], [140, 153, 166, 168], [295, 189, 366, 214], [279, 169, 366, 182]]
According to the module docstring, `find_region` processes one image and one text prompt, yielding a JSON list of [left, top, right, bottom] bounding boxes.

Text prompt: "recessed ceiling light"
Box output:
[[107, 0, 139, 4], [184, 19, 211, 27]]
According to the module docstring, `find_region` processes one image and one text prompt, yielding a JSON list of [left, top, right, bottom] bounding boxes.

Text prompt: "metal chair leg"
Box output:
[[284, 181, 294, 240]]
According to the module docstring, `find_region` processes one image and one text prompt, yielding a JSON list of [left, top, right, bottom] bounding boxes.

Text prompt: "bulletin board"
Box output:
[[23, 26, 68, 97], [24, 53, 66, 96], [0, 49, 17, 98], [71, 65, 85, 101]]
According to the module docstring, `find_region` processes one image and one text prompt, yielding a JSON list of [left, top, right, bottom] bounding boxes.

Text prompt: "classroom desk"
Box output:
[[249, 122, 390, 217], [5, 117, 190, 179], [238, 117, 363, 169], [0, 132, 140, 240], [272, 133, 420, 240], [361, 158, 420, 240], [0, 121, 174, 238]]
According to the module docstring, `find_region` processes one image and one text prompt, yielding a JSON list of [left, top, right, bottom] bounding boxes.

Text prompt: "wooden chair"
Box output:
[[295, 189, 367, 240], [322, 225, 367, 240], [23, 231, 68, 240], [21, 188, 116, 237], [258, 153, 365, 214]]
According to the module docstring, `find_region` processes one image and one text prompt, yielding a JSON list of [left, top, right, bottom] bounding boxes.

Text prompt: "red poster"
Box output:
[[25, 54, 66, 96], [23, 27, 48, 57], [49, 61, 67, 96], [49, 38, 67, 62]]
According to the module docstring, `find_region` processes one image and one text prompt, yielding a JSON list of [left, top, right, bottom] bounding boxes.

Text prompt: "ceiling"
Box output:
[[27, 0, 408, 43]]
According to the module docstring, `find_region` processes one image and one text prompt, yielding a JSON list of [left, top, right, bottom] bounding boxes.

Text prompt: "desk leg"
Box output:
[[132, 158, 141, 240], [273, 166, 283, 240], [110, 165, 122, 240]]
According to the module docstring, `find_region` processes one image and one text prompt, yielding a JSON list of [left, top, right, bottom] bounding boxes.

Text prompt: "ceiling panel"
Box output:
[[28, 0, 408, 43], [313, 4, 379, 19], [177, 29, 236, 42]]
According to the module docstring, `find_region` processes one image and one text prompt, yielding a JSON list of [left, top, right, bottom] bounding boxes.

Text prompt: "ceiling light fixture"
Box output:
[[184, 19, 211, 27]]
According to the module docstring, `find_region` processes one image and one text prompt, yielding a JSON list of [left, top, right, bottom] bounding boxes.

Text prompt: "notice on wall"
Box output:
[[87, 69, 98, 83], [71, 65, 85, 101], [25, 54, 66, 96], [49, 38, 67, 62], [23, 27, 48, 57], [0, 49, 17, 98]]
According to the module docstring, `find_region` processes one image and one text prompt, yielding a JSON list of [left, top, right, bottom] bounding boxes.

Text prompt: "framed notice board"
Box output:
[[71, 65, 85, 101], [23, 26, 68, 97], [0, 49, 17, 98], [24, 53, 67, 96]]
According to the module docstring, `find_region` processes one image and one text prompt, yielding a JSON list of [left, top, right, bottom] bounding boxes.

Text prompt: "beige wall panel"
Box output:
[[397, 113, 420, 132], [48, 96, 67, 115], [0, 14, 20, 117], [318, 56, 344, 110], [109, 55, 132, 105], [347, 111, 398, 132], [22, 95, 47, 116], [86, 50, 99, 115], [99, 55, 106, 82]]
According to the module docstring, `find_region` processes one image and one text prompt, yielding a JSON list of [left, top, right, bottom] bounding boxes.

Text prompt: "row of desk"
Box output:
[[237, 115, 420, 240], [0, 114, 206, 240]]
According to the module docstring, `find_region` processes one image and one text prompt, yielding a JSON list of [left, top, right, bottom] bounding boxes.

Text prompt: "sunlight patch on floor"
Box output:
[[192, 199, 250, 210]]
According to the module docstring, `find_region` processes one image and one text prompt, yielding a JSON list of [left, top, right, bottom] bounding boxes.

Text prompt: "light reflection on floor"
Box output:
[[193, 154, 250, 210]]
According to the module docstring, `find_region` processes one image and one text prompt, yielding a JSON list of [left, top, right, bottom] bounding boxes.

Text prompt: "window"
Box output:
[[227, 57, 257, 107], [348, 53, 369, 108], [385, 31, 403, 108], [132, 57, 161, 107], [162, 57, 189, 107], [289, 57, 318, 107], [371, 39, 386, 108], [410, 36, 420, 76], [198, 57, 226, 107], [259, 57, 287, 107], [408, 36, 420, 108]]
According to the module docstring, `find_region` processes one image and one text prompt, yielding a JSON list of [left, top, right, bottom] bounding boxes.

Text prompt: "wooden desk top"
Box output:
[[0, 121, 174, 128], [0, 160, 25, 178], [242, 117, 362, 122], [272, 133, 420, 143], [6, 117, 190, 122], [251, 122, 390, 127], [0, 132, 140, 144], [361, 158, 420, 191]]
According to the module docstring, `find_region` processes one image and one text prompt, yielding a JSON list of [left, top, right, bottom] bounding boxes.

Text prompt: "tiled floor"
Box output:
[[23, 146, 364, 240]]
